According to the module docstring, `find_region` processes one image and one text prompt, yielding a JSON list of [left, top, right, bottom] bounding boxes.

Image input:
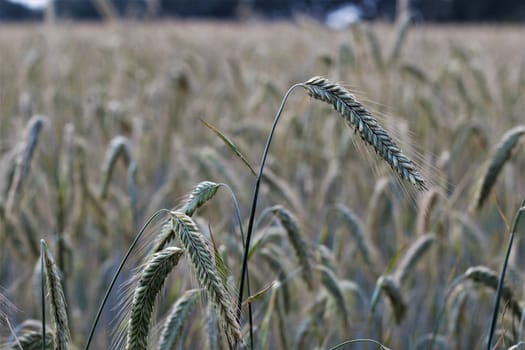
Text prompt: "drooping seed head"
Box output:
[[464, 265, 522, 320], [302, 76, 427, 191], [180, 181, 221, 217], [375, 275, 406, 324], [473, 125, 525, 210]]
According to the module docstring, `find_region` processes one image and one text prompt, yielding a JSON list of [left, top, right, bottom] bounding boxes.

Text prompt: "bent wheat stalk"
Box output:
[[238, 77, 427, 333], [389, 13, 411, 64]]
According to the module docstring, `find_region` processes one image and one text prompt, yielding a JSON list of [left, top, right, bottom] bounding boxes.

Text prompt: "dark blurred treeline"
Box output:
[[0, 0, 44, 20], [1, 0, 525, 22]]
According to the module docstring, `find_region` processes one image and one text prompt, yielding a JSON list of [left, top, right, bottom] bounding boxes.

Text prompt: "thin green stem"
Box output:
[[40, 239, 46, 350], [487, 197, 525, 350], [236, 84, 302, 340], [84, 208, 171, 350], [220, 183, 254, 349]]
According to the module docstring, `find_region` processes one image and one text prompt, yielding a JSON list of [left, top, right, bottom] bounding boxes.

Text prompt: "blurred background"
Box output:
[[1, 0, 525, 349], [2, 0, 525, 24]]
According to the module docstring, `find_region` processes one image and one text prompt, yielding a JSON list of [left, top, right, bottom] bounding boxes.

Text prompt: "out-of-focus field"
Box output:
[[1, 21, 525, 349]]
